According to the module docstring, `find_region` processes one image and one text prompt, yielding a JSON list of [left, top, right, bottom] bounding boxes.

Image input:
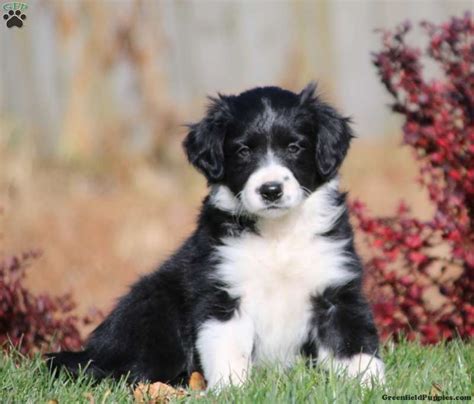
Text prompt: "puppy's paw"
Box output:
[[346, 353, 385, 387], [319, 350, 385, 388], [206, 367, 249, 392]]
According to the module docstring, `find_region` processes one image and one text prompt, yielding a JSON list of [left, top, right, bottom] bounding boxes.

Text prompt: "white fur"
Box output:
[[261, 98, 277, 127], [198, 179, 357, 388], [210, 185, 241, 213], [318, 349, 385, 387], [346, 354, 385, 386], [241, 161, 304, 218], [196, 313, 254, 389]]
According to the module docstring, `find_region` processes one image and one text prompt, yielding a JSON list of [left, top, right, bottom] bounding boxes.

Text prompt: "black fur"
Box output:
[[46, 83, 379, 385]]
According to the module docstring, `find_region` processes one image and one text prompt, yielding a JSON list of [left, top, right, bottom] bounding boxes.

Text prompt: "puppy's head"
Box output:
[[183, 83, 353, 219]]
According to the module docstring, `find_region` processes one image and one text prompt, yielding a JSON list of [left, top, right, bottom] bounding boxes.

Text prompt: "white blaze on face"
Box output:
[[241, 160, 304, 219]]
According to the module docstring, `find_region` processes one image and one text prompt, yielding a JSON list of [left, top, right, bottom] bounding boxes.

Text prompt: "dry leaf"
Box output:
[[189, 372, 206, 391], [133, 381, 187, 403], [431, 382, 443, 395], [83, 392, 95, 404]]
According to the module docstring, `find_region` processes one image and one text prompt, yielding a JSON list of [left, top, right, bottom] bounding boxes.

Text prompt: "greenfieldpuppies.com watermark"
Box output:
[[382, 394, 472, 401], [3, 2, 28, 28]]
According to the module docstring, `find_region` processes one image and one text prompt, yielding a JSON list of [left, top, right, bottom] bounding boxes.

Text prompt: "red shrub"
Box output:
[[353, 13, 474, 343], [0, 251, 96, 354]]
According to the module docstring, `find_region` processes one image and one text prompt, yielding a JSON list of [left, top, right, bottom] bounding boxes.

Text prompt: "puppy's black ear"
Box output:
[[299, 83, 353, 180], [183, 95, 232, 182]]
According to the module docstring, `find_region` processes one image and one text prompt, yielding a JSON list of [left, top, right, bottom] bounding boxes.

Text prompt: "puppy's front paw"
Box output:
[[206, 367, 249, 392]]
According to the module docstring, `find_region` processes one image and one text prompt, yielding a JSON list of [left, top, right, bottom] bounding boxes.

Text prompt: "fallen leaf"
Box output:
[[189, 372, 206, 391], [83, 392, 95, 404], [134, 381, 187, 403], [431, 382, 443, 395]]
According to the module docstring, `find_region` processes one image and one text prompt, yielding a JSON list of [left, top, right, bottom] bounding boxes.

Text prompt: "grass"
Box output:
[[1, 340, 472, 403]]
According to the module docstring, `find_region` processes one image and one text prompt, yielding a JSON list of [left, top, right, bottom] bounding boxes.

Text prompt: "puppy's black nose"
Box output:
[[259, 181, 283, 202]]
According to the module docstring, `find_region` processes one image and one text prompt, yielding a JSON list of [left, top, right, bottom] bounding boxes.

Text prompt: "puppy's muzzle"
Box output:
[[259, 181, 283, 203]]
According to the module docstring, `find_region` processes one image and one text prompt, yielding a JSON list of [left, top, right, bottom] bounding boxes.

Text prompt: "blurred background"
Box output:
[[0, 0, 470, 322]]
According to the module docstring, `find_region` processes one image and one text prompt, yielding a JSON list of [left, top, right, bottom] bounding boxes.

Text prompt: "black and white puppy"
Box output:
[[47, 83, 384, 389]]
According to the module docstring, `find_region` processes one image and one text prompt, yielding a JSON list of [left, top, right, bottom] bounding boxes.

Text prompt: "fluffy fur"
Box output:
[[47, 83, 384, 389]]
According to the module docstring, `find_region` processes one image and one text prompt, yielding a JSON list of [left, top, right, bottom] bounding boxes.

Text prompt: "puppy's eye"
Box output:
[[287, 143, 302, 154], [237, 146, 251, 159]]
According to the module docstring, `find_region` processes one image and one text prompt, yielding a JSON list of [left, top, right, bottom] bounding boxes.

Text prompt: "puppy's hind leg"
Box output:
[[197, 313, 254, 390], [45, 350, 107, 380], [312, 282, 385, 387]]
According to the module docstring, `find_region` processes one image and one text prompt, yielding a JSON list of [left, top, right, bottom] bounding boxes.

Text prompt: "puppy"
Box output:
[[47, 83, 384, 389]]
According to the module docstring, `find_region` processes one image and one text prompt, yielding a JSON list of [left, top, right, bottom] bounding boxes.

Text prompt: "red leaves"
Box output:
[[353, 12, 474, 345], [0, 251, 95, 355], [448, 169, 462, 181], [405, 235, 423, 249], [407, 251, 428, 265]]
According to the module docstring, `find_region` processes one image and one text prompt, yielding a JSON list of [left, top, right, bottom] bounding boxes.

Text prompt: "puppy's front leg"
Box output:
[[197, 313, 254, 390]]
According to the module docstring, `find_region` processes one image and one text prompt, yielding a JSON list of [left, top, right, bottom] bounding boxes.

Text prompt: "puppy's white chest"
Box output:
[[215, 206, 353, 364]]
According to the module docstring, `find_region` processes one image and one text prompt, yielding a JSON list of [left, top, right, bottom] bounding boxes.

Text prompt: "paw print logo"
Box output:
[[3, 9, 27, 28]]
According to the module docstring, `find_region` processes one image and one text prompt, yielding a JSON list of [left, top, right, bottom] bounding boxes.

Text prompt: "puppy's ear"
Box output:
[[299, 83, 353, 180], [183, 95, 232, 182]]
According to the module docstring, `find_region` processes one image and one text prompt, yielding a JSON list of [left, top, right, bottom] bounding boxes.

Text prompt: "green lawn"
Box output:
[[1, 340, 472, 403]]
